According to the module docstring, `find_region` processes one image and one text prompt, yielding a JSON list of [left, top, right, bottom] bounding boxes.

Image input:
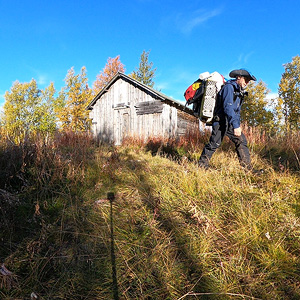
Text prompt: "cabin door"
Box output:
[[116, 108, 130, 145]]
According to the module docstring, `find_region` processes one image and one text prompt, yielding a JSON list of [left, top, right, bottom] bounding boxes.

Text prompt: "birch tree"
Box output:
[[242, 80, 274, 130], [278, 55, 300, 131], [57, 67, 93, 132], [1, 79, 57, 142]]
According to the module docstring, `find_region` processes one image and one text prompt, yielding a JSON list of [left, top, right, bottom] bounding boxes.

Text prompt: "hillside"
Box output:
[[0, 132, 300, 299]]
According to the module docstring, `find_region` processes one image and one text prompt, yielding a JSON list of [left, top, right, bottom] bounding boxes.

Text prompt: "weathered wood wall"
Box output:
[[89, 76, 197, 145]]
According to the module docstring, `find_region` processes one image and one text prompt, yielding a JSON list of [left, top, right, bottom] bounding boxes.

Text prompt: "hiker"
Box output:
[[198, 69, 256, 170]]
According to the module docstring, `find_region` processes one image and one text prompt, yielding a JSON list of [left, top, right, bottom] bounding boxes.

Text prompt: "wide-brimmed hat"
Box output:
[[229, 69, 257, 81]]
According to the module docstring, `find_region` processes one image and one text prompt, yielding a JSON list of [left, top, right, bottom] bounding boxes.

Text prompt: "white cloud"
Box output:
[[266, 92, 278, 100], [23, 63, 50, 87], [156, 81, 169, 91], [0, 92, 5, 102], [0, 93, 5, 114], [231, 52, 255, 70], [37, 75, 47, 85], [178, 8, 222, 34], [265, 92, 279, 111]]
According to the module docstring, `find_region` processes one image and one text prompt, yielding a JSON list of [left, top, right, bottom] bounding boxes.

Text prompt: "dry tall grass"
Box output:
[[0, 128, 299, 299]]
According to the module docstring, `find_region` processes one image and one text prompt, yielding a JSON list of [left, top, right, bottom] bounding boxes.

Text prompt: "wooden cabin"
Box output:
[[87, 72, 198, 145]]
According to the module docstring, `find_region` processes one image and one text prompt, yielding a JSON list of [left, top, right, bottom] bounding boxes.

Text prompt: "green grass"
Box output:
[[0, 132, 300, 299]]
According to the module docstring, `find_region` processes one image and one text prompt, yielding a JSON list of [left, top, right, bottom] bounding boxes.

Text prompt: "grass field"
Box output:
[[0, 130, 299, 299]]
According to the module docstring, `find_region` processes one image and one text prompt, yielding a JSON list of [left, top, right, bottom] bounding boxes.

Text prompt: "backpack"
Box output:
[[184, 79, 203, 104], [184, 72, 225, 124]]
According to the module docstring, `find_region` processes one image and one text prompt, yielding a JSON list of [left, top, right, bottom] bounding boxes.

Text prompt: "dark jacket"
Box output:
[[214, 80, 244, 129]]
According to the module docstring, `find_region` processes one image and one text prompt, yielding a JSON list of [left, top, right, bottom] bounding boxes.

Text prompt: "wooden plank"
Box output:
[[135, 100, 164, 115]]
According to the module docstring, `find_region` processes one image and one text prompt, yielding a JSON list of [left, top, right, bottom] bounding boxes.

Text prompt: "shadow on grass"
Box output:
[[115, 151, 221, 299]]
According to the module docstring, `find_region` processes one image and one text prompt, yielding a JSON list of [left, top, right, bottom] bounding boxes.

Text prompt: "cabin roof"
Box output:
[[87, 72, 194, 116]]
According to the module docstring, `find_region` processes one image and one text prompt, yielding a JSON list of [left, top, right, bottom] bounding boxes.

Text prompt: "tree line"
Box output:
[[243, 55, 300, 133], [1, 52, 299, 143], [0, 50, 155, 143]]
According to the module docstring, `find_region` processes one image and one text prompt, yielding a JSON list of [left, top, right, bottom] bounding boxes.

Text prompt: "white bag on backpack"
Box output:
[[199, 71, 225, 124]]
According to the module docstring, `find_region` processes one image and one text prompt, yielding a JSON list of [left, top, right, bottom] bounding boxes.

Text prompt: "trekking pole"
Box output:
[[108, 192, 119, 300]]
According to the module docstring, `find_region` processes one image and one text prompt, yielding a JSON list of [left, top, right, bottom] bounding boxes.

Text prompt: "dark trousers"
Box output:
[[199, 122, 251, 169]]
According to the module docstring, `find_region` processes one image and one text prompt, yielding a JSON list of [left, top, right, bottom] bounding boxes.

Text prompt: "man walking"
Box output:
[[198, 69, 256, 170]]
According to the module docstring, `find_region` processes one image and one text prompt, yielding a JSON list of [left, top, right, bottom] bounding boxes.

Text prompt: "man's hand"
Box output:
[[234, 127, 242, 136]]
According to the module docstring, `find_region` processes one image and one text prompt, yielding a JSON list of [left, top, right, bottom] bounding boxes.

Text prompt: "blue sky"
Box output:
[[1, 0, 300, 106]]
